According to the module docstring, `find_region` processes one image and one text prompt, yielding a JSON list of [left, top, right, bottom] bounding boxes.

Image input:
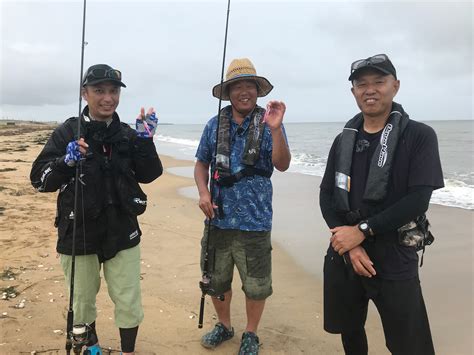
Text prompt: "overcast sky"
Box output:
[[1, 0, 472, 123]]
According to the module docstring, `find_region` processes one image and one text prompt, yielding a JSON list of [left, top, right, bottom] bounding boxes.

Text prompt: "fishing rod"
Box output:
[[66, 0, 88, 353], [198, 0, 231, 329]]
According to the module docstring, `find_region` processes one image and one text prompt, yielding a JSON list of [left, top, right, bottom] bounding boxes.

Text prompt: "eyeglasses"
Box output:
[[85, 68, 122, 82], [350, 54, 389, 73]]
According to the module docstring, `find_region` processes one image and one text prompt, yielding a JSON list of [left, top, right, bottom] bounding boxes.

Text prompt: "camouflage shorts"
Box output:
[[200, 225, 273, 300]]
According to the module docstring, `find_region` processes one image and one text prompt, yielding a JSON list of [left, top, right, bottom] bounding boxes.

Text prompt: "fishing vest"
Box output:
[[333, 102, 410, 212], [67, 113, 148, 217], [214, 105, 272, 187]]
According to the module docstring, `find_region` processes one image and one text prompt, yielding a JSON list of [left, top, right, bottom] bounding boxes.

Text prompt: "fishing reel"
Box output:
[[198, 274, 225, 329], [69, 323, 97, 354], [200, 275, 225, 301]]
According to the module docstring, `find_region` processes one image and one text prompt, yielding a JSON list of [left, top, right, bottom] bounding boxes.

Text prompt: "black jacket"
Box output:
[[30, 107, 163, 260]]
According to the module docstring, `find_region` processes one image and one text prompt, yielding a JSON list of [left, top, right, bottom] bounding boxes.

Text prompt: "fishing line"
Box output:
[[198, 0, 231, 329], [66, 0, 87, 352]]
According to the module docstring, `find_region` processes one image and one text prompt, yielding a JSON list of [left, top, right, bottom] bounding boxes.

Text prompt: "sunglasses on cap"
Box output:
[[350, 54, 389, 73], [86, 68, 122, 81]]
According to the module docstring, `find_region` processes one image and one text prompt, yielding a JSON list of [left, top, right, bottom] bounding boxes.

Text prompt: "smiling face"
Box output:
[[82, 82, 121, 121], [228, 79, 258, 120], [351, 69, 400, 122]]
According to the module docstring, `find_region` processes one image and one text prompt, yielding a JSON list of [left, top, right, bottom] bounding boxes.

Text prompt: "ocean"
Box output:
[[153, 120, 474, 210]]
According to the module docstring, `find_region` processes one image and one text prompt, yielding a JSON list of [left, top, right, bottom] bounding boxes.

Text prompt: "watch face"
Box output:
[[360, 222, 368, 231]]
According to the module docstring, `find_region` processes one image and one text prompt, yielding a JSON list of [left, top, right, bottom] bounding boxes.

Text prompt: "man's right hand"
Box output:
[[64, 138, 89, 167], [198, 190, 217, 220], [348, 246, 376, 278]]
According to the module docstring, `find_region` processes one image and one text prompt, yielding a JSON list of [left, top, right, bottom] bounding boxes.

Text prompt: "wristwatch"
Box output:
[[358, 220, 374, 241]]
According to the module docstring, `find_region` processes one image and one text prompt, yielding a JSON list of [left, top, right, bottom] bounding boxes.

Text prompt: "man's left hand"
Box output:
[[263, 100, 286, 131], [330, 225, 365, 255], [136, 107, 158, 138]]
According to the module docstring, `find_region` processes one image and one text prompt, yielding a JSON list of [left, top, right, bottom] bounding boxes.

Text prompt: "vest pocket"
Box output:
[[58, 181, 103, 221], [323, 251, 346, 285], [115, 173, 147, 216]]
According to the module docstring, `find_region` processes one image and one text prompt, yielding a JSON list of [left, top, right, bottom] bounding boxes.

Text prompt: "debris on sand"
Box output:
[[1, 286, 18, 300], [13, 299, 26, 309], [1, 268, 18, 281], [0, 312, 15, 319]]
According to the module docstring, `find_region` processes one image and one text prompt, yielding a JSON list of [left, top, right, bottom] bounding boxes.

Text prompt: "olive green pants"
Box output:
[[201, 226, 273, 300], [60, 245, 144, 328]]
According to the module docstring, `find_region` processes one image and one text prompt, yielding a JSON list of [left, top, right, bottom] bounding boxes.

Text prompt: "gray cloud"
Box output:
[[1, 0, 472, 123]]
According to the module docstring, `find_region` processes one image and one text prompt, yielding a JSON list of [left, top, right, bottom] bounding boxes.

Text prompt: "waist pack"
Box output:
[[397, 214, 434, 266]]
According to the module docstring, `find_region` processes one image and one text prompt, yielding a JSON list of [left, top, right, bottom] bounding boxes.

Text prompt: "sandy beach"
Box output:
[[0, 123, 472, 354]]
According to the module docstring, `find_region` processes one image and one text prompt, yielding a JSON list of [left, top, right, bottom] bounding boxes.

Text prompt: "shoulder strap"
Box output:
[[333, 113, 363, 212], [363, 103, 410, 202], [65, 116, 86, 140], [215, 106, 232, 178], [241, 106, 266, 166]]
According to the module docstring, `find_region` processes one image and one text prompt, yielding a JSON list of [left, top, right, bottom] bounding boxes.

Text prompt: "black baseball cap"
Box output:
[[348, 54, 397, 81], [82, 64, 126, 87]]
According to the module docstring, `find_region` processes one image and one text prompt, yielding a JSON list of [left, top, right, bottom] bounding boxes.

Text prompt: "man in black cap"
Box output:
[[30, 64, 162, 354], [319, 54, 444, 354]]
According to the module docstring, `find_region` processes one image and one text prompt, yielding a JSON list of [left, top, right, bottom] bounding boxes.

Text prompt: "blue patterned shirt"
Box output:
[[196, 109, 288, 231]]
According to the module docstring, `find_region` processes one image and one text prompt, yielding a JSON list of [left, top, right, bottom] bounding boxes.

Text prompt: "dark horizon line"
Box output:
[[1, 118, 473, 125]]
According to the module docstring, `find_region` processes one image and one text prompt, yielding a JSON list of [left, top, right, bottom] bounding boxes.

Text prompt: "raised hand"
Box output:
[[136, 107, 158, 138], [262, 100, 286, 131], [64, 138, 88, 167]]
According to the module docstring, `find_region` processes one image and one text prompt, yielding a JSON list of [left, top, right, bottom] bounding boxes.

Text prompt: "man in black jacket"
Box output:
[[320, 54, 443, 354], [30, 64, 162, 355]]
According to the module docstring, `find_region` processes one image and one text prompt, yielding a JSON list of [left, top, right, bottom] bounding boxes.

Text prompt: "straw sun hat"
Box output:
[[212, 58, 273, 100]]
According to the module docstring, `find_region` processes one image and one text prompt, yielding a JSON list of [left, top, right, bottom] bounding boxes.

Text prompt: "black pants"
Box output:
[[323, 250, 435, 355]]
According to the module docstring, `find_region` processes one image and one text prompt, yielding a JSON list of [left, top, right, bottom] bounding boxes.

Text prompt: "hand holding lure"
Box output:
[[136, 107, 158, 138]]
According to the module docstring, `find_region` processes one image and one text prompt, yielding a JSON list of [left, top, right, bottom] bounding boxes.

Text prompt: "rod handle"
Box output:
[[198, 293, 205, 328]]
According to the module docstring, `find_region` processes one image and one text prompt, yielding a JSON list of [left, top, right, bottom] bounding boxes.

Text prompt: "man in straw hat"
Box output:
[[194, 58, 291, 354]]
